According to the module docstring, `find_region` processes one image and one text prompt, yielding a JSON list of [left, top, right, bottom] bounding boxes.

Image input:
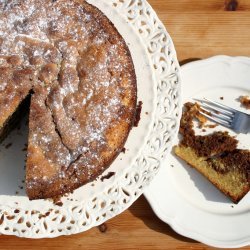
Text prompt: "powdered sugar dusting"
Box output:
[[0, 0, 136, 197]]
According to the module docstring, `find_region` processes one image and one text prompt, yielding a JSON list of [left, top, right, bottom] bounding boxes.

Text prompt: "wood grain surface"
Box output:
[[1, 0, 250, 249], [150, 0, 250, 63]]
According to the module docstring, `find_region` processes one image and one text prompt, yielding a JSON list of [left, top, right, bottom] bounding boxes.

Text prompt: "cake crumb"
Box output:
[[239, 96, 250, 109], [205, 124, 218, 129], [52, 195, 64, 207], [134, 101, 143, 127], [100, 172, 115, 181], [22, 143, 28, 151], [5, 143, 12, 149], [220, 97, 224, 100], [55, 201, 63, 207]]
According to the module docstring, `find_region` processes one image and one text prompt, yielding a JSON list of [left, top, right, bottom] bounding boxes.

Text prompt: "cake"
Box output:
[[174, 102, 250, 203], [0, 0, 137, 199]]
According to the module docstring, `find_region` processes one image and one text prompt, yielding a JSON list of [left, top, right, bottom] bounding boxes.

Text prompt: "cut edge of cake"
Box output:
[[174, 145, 249, 203]]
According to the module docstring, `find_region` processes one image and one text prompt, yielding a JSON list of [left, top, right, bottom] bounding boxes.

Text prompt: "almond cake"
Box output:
[[0, 0, 137, 199]]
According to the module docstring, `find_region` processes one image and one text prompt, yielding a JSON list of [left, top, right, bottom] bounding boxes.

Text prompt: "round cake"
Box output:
[[0, 0, 137, 199]]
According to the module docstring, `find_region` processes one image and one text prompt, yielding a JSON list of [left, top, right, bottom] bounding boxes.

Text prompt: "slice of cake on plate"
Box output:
[[174, 102, 249, 203]]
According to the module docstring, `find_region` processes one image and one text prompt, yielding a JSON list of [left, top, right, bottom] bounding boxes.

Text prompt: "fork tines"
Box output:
[[195, 98, 234, 128]]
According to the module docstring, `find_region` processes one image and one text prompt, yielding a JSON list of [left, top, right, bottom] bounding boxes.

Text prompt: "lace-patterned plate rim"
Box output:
[[0, 0, 181, 238]]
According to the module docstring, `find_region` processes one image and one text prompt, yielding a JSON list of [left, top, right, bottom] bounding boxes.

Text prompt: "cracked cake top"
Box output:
[[0, 0, 137, 199]]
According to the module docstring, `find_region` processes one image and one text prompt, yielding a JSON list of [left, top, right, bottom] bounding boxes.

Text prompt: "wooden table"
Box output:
[[1, 1, 250, 249]]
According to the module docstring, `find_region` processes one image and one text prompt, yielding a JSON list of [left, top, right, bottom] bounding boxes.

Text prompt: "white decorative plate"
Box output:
[[0, 0, 181, 238], [144, 56, 250, 248]]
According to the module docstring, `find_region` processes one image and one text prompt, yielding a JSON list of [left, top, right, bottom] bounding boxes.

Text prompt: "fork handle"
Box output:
[[235, 113, 250, 134]]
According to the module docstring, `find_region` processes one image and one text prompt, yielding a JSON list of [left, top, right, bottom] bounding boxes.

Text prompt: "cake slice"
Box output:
[[175, 146, 250, 203], [174, 102, 250, 203]]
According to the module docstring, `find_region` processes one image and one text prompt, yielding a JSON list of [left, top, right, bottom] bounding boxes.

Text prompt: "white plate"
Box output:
[[144, 56, 250, 248], [0, 0, 181, 238]]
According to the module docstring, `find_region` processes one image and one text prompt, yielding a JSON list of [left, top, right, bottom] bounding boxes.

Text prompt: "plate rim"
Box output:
[[145, 186, 250, 249]]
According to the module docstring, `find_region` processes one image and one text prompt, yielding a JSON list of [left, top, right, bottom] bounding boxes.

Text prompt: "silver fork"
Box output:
[[196, 98, 250, 134]]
